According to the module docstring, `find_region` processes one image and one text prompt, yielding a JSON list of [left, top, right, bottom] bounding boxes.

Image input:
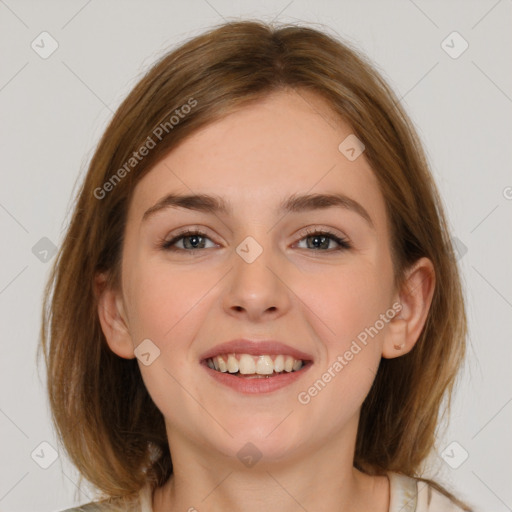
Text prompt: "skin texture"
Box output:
[[96, 89, 435, 512]]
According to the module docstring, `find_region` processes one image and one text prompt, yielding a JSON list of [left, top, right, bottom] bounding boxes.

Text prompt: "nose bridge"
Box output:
[[223, 231, 290, 318]]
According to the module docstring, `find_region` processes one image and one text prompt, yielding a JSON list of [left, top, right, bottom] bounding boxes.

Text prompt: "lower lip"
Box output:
[[201, 362, 313, 394]]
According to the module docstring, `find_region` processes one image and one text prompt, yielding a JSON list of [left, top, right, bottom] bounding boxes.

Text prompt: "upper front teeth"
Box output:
[[207, 354, 303, 374]]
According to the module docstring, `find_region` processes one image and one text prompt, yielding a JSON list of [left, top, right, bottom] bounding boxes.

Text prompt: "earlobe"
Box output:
[[95, 273, 135, 359], [382, 317, 408, 359], [382, 257, 435, 359]]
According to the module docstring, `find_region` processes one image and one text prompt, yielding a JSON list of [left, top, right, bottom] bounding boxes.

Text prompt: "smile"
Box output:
[[206, 353, 304, 378], [202, 353, 312, 394]]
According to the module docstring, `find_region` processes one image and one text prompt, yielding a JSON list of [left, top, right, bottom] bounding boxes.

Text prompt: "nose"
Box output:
[[222, 236, 292, 322]]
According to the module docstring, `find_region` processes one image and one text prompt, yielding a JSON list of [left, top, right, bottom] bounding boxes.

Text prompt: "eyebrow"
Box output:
[[142, 192, 374, 229]]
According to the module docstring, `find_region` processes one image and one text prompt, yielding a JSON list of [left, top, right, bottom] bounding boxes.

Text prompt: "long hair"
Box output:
[[38, 19, 470, 509]]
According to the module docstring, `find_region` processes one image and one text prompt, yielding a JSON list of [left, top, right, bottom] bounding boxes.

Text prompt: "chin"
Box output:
[[209, 415, 308, 463]]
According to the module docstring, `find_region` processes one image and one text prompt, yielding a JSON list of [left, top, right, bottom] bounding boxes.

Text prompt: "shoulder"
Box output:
[[56, 483, 153, 512], [388, 472, 473, 512], [57, 504, 136, 512], [57, 502, 140, 512], [57, 504, 113, 512], [57, 494, 145, 512], [416, 483, 470, 512]]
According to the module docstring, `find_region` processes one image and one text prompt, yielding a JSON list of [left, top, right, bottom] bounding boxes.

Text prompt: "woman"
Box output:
[[40, 20, 473, 511]]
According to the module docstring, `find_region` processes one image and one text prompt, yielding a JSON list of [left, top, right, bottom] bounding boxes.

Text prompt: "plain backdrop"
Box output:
[[0, 1, 511, 511]]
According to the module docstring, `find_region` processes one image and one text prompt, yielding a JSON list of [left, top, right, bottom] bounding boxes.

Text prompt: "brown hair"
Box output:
[[38, 19, 471, 509]]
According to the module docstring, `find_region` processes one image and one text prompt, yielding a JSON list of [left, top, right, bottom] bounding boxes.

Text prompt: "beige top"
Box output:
[[61, 472, 469, 511]]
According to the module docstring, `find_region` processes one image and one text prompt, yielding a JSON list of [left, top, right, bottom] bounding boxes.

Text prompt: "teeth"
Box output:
[[207, 353, 305, 376], [239, 354, 256, 374], [256, 355, 274, 375], [273, 355, 284, 372], [292, 359, 303, 371], [227, 354, 239, 373], [217, 356, 228, 372]]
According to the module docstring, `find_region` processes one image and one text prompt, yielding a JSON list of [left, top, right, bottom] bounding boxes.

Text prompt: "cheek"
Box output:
[[123, 255, 214, 349], [295, 260, 393, 406], [124, 259, 218, 436], [297, 256, 395, 416], [301, 260, 390, 346]]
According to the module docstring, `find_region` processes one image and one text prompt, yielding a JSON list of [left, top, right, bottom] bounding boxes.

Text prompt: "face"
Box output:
[[107, 89, 400, 465]]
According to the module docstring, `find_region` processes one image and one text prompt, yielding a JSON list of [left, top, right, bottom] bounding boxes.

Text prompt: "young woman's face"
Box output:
[[117, 89, 398, 464]]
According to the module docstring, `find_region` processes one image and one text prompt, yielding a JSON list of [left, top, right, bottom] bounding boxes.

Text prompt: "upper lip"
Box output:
[[199, 339, 314, 362]]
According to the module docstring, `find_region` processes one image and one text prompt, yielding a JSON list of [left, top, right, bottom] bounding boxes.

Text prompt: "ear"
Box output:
[[94, 272, 135, 359], [382, 257, 435, 359]]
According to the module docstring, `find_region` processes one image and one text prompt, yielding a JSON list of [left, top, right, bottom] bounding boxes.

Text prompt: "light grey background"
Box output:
[[0, 1, 511, 511]]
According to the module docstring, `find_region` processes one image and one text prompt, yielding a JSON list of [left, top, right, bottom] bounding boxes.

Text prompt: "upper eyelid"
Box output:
[[166, 224, 348, 240], [163, 225, 350, 249]]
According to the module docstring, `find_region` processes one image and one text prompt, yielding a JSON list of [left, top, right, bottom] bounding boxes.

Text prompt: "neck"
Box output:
[[152, 424, 389, 512]]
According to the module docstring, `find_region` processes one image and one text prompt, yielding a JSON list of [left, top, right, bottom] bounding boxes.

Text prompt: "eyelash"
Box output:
[[159, 227, 352, 253]]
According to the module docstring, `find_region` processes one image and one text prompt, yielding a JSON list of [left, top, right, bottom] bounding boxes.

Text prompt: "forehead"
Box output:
[[128, 89, 387, 232]]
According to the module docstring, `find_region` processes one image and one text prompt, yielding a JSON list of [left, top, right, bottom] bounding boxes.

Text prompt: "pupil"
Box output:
[[186, 235, 202, 249], [310, 235, 327, 249]]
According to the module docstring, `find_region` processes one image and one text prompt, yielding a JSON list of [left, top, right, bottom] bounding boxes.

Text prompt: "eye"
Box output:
[[160, 230, 216, 252], [159, 227, 351, 253], [294, 228, 352, 251]]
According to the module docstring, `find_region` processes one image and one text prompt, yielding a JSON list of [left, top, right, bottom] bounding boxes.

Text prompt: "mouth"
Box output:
[[199, 339, 314, 393], [202, 353, 311, 378]]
